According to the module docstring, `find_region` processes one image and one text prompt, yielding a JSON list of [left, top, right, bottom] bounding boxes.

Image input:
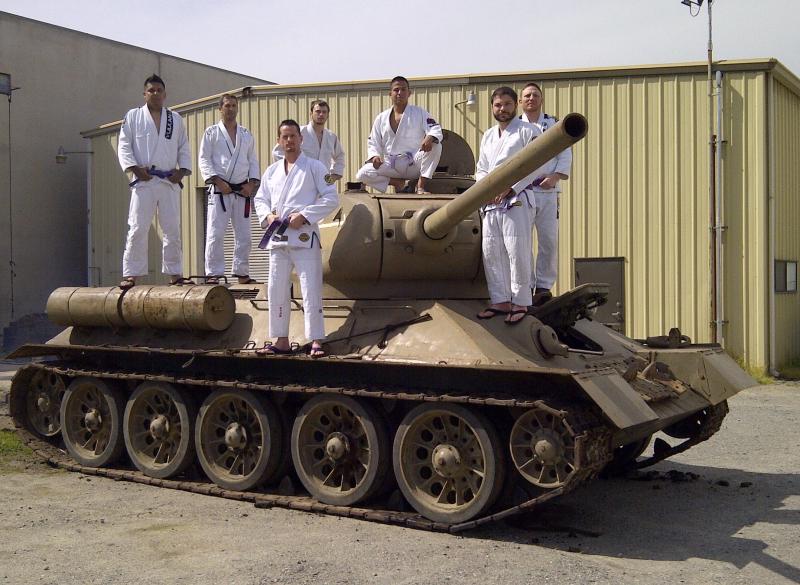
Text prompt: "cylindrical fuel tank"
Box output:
[[46, 285, 235, 331]]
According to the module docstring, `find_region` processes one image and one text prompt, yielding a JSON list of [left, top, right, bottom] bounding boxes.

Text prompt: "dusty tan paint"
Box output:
[[86, 60, 800, 369]]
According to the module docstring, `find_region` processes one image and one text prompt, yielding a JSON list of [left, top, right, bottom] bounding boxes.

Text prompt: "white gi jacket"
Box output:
[[366, 104, 443, 162], [118, 105, 192, 182], [476, 117, 542, 210], [198, 121, 260, 184], [272, 124, 346, 177], [254, 153, 339, 250], [520, 112, 572, 192]]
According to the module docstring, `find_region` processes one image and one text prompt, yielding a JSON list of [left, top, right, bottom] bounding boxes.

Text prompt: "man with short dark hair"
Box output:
[[199, 93, 261, 284], [519, 82, 572, 305], [475, 87, 541, 324], [356, 76, 442, 194], [273, 99, 346, 184], [254, 120, 339, 358], [117, 74, 193, 288]]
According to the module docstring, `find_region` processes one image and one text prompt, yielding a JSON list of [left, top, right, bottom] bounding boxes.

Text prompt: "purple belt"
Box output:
[[129, 166, 182, 188], [258, 218, 289, 250], [387, 152, 415, 170]]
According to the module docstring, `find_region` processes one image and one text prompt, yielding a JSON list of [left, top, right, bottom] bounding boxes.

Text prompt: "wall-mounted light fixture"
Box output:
[[454, 92, 477, 109], [55, 146, 94, 164]]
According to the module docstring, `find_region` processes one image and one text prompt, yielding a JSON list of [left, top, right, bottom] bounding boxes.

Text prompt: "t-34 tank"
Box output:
[[8, 114, 755, 531]]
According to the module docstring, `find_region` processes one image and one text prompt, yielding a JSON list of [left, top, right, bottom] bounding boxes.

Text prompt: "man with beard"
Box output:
[[519, 82, 572, 306], [199, 93, 261, 284], [475, 87, 541, 324], [254, 120, 339, 358], [356, 76, 442, 194], [273, 99, 346, 184]]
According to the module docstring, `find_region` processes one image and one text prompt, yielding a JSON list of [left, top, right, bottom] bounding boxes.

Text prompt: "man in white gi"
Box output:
[[117, 74, 192, 288], [519, 82, 573, 306], [475, 87, 541, 324], [199, 93, 261, 284], [273, 99, 345, 184], [356, 76, 443, 194], [254, 120, 339, 358]]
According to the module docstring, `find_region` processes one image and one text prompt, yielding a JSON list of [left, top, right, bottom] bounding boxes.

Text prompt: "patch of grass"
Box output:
[[777, 358, 800, 381], [0, 429, 30, 457], [732, 355, 775, 386]]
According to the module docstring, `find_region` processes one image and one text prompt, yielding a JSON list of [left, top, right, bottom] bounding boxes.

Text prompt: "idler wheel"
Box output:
[[123, 382, 197, 479], [509, 406, 577, 489], [291, 395, 390, 506], [195, 390, 282, 491], [24, 370, 66, 438], [393, 403, 505, 524], [60, 377, 125, 467]]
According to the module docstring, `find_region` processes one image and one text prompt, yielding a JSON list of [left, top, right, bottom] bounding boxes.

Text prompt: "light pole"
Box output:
[[680, 0, 722, 346], [1, 73, 20, 322]]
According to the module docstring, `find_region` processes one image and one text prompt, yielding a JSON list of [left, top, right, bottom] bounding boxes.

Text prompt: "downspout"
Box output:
[[714, 70, 725, 347], [85, 138, 94, 286], [767, 75, 778, 376]]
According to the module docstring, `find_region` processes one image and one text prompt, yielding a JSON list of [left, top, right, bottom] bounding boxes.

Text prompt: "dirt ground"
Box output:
[[1, 368, 798, 585]]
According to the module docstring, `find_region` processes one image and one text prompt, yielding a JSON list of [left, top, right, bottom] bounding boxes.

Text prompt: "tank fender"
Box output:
[[652, 348, 757, 405], [572, 369, 659, 429]]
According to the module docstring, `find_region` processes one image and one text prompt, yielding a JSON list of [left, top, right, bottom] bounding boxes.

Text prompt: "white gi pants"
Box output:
[[204, 191, 252, 277], [530, 191, 558, 291], [123, 180, 182, 277], [355, 143, 442, 192], [268, 246, 325, 341], [482, 201, 533, 307]]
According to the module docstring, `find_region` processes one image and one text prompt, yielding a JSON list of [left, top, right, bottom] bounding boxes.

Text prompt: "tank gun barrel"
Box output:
[[423, 113, 588, 241]]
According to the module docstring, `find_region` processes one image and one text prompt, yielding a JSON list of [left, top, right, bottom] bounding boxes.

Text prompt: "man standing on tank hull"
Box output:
[[254, 120, 339, 358], [199, 93, 261, 285], [519, 82, 572, 306], [475, 87, 541, 324], [273, 99, 346, 186], [356, 76, 443, 195], [117, 74, 193, 289]]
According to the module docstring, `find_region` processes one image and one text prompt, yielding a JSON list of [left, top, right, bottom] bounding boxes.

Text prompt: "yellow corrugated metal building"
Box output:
[[83, 59, 800, 373]]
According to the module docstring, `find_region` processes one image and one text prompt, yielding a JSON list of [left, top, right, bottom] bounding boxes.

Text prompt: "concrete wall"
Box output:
[[0, 12, 269, 349]]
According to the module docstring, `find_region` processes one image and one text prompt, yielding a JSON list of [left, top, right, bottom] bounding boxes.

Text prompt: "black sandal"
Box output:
[[504, 309, 528, 325], [477, 307, 510, 320], [119, 277, 136, 290], [169, 277, 196, 285]]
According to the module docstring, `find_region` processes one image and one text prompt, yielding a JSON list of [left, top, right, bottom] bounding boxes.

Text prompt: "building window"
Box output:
[[775, 260, 798, 293]]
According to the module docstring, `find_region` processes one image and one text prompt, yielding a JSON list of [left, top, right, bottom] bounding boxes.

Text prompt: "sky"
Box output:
[[1, 0, 798, 84]]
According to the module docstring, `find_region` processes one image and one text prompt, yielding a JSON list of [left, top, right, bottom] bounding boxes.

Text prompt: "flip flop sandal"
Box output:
[[205, 276, 220, 285], [237, 277, 258, 284], [169, 277, 196, 286], [119, 277, 136, 290], [256, 342, 300, 356], [416, 189, 432, 195], [309, 345, 326, 359], [477, 307, 510, 320], [505, 309, 528, 325]]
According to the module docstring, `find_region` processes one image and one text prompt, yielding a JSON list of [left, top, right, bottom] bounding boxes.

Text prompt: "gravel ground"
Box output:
[[0, 368, 798, 585]]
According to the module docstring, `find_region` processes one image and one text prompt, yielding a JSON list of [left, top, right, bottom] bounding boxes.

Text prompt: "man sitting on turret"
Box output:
[[356, 76, 443, 195]]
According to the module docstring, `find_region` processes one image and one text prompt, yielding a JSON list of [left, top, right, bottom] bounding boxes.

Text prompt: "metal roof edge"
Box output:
[[82, 59, 797, 138]]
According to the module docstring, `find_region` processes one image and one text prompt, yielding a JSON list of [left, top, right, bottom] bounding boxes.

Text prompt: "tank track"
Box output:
[[634, 401, 729, 470], [11, 362, 612, 533]]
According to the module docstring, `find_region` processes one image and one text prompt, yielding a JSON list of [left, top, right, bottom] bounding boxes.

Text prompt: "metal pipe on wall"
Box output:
[[714, 70, 725, 348]]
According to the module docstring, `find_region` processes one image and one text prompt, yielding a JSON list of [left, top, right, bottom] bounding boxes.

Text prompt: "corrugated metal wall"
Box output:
[[87, 62, 799, 368], [771, 78, 800, 368], [722, 72, 769, 368]]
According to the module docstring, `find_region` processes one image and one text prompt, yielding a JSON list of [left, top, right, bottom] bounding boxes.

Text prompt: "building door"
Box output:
[[574, 257, 625, 332]]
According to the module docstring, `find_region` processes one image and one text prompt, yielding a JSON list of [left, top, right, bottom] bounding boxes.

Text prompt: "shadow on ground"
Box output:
[[469, 460, 799, 581]]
